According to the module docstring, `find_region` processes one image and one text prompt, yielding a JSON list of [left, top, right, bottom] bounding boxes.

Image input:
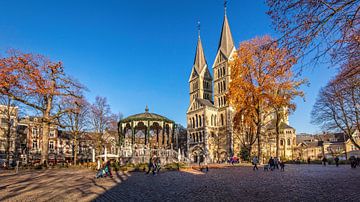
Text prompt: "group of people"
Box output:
[[252, 156, 285, 171], [349, 156, 360, 168], [146, 155, 161, 175], [321, 156, 360, 168], [95, 160, 113, 179]]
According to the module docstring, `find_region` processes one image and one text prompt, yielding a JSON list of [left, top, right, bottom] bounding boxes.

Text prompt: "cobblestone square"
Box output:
[[1, 164, 359, 202]]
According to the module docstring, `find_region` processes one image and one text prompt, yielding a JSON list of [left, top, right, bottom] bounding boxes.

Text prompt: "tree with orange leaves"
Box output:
[[228, 36, 305, 162], [0, 50, 84, 165]]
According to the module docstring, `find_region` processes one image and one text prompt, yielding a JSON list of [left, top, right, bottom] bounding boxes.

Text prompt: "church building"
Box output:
[[186, 5, 296, 163]]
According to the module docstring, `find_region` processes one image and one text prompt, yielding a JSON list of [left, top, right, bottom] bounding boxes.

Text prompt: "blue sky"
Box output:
[[0, 0, 337, 134]]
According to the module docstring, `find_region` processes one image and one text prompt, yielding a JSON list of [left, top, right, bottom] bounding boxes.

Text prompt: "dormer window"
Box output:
[[49, 130, 55, 137]]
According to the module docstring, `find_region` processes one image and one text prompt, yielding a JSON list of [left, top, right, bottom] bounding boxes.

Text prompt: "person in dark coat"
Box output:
[[322, 157, 327, 166], [146, 157, 154, 174], [268, 157, 275, 171], [334, 157, 339, 167]]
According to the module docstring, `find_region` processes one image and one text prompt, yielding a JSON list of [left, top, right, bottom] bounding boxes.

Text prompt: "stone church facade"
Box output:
[[186, 9, 296, 163]]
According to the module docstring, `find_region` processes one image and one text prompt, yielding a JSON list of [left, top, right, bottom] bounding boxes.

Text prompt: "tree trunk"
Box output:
[[41, 121, 50, 166], [5, 122, 11, 167], [256, 126, 262, 164], [74, 133, 78, 165]]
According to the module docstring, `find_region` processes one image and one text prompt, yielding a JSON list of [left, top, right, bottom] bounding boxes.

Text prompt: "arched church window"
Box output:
[[218, 68, 220, 78], [223, 80, 226, 91], [192, 117, 195, 128], [224, 96, 226, 105], [223, 67, 226, 75], [196, 115, 198, 128], [199, 116, 202, 127], [214, 115, 217, 126], [287, 139, 291, 146], [280, 139, 284, 146], [221, 114, 224, 126], [196, 133, 199, 142], [199, 133, 202, 142]]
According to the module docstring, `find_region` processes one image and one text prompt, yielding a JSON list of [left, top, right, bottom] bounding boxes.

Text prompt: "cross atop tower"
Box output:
[[224, 0, 228, 15], [197, 21, 201, 38]]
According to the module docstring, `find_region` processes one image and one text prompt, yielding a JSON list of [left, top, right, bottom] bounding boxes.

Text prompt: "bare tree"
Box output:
[[311, 66, 360, 149], [60, 97, 90, 165], [89, 96, 114, 156], [267, 0, 360, 68]]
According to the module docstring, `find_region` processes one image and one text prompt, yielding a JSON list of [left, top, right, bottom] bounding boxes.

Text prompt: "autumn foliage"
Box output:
[[0, 50, 84, 165], [228, 36, 305, 161]]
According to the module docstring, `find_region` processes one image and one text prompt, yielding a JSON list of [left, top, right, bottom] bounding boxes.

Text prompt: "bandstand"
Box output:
[[118, 106, 185, 164]]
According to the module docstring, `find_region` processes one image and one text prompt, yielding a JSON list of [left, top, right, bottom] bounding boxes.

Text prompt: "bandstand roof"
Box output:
[[120, 106, 174, 123]]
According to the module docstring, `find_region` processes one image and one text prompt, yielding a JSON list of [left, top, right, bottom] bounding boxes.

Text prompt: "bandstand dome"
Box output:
[[121, 106, 174, 123], [118, 106, 176, 150]]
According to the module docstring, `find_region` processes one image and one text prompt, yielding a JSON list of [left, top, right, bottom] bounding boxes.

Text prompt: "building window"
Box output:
[[287, 139, 291, 146], [221, 114, 224, 126], [49, 141, 54, 150], [32, 128, 38, 137], [196, 115, 198, 128], [32, 140, 37, 149], [49, 130, 55, 137], [280, 140, 284, 146]]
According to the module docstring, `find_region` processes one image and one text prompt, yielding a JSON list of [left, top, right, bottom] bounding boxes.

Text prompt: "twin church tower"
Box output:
[[187, 6, 236, 163]]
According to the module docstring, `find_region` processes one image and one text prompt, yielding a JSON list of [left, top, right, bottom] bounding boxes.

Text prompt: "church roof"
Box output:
[[121, 106, 174, 123], [266, 120, 295, 130], [193, 36, 207, 74], [217, 14, 235, 58], [196, 98, 215, 108]]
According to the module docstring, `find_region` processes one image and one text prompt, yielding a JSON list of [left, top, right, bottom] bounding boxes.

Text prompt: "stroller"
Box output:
[[95, 166, 110, 179]]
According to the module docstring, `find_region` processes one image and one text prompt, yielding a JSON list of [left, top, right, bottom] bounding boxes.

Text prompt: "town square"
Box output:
[[0, 0, 359, 201]]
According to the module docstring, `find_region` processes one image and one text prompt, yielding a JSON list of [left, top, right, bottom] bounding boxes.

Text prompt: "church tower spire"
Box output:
[[193, 21, 207, 74], [189, 21, 213, 104], [218, 7, 234, 58], [213, 1, 235, 108]]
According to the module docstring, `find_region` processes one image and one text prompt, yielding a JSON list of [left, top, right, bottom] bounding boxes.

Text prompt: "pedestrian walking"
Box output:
[[146, 157, 154, 174], [307, 157, 311, 164], [252, 156, 259, 171], [268, 157, 275, 171], [155, 157, 161, 173], [279, 160, 285, 171], [334, 157, 339, 167], [349, 156, 356, 168], [274, 157, 279, 169], [322, 157, 327, 166]]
